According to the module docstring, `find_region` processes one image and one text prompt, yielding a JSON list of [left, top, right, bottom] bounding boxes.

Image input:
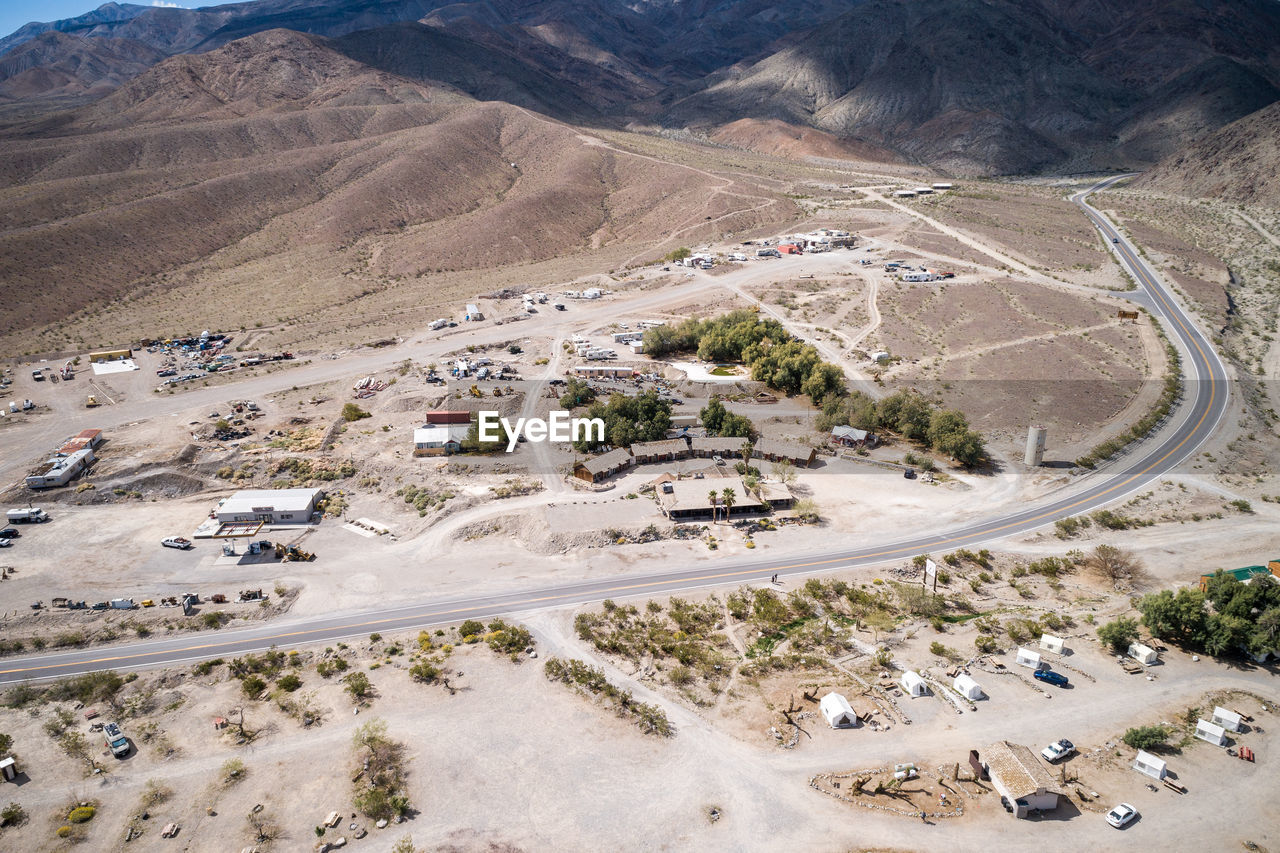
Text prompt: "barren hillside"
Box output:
[[1133, 101, 1280, 208], [0, 29, 794, 351]]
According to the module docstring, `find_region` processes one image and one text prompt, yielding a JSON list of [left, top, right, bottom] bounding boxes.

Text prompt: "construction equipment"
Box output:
[[85, 395, 99, 408], [468, 384, 483, 398]]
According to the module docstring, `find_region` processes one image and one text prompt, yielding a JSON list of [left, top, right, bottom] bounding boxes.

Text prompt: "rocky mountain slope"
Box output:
[[1133, 100, 1280, 207], [3, 0, 1278, 175]]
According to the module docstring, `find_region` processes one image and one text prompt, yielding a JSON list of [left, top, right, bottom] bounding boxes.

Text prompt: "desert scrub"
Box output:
[[543, 657, 674, 737]]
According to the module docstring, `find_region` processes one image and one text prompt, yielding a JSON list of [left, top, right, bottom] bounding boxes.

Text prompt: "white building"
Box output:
[[1132, 750, 1167, 780], [900, 670, 928, 697], [214, 488, 324, 524], [25, 448, 94, 489], [1039, 634, 1065, 654], [893, 190, 917, 198], [899, 271, 938, 283], [1194, 719, 1227, 746], [1128, 643, 1159, 665], [464, 303, 484, 321], [1211, 706, 1244, 732], [819, 692, 859, 728], [413, 424, 471, 456], [1014, 648, 1041, 670], [954, 673, 985, 700]]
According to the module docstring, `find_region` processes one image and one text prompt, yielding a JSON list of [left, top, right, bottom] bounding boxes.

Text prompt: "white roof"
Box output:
[[1196, 719, 1225, 738], [901, 670, 926, 687], [819, 692, 855, 722], [1212, 706, 1242, 725], [218, 488, 321, 515], [954, 673, 982, 693], [1133, 750, 1166, 770], [414, 425, 470, 445]]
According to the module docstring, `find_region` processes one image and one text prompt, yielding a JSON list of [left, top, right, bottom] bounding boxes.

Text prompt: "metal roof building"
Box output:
[[214, 488, 324, 525]]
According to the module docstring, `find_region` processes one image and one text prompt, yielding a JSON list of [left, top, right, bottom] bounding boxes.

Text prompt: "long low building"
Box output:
[[690, 436, 750, 459], [573, 448, 634, 483], [26, 448, 94, 489], [659, 477, 765, 521], [214, 488, 324, 525], [753, 437, 816, 467], [631, 438, 689, 464]]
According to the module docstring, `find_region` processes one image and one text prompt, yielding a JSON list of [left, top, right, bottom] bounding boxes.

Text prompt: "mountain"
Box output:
[[3, 0, 1280, 175], [0, 30, 165, 102], [1132, 100, 1280, 207], [0, 28, 791, 345], [658, 0, 1280, 175]]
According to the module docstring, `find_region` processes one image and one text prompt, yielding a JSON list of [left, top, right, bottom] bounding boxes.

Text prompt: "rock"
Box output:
[[375, 819, 388, 829]]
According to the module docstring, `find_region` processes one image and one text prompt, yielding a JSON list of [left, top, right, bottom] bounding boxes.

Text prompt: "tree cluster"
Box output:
[[818, 388, 985, 466], [642, 310, 846, 406], [573, 389, 672, 452], [699, 397, 754, 439], [1137, 572, 1280, 659]]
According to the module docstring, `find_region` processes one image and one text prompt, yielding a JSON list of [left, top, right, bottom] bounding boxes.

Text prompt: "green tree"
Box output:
[[721, 487, 736, 518], [1096, 616, 1140, 652], [344, 671, 372, 702], [927, 409, 985, 466], [559, 378, 596, 409], [877, 390, 932, 441], [664, 247, 691, 263], [1137, 588, 1208, 649]]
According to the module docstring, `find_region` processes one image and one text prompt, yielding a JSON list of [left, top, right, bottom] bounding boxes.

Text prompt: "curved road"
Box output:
[[0, 176, 1230, 684]]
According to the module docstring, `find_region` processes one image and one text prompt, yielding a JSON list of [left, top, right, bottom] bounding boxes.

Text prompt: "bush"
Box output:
[[344, 671, 372, 701], [241, 675, 267, 699], [974, 635, 998, 654], [341, 403, 371, 422], [1122, 725, 1170, 751], [1, 801, 27, 828], [409, 662, 440, 683], [276, 674, 302, 692], [67, 806, 96, 824], [458, 619, 485, 638]]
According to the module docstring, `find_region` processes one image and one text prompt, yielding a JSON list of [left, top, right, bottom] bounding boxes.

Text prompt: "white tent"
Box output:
[[1132, 750, 1167, 779], [901, 670, 929, 697], [819, 692, 859, 728], [1128, 643, 1159, 665], [1039, 634, 1065, 654], [1015, 648, 1041, 669], [953, 673, 985, 700], [1211, 706, 1244, 732], [1195, 719, 1226, 746]]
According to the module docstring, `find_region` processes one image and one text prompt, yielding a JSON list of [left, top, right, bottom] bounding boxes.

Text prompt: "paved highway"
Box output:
[[0, 176, 1230, 684]]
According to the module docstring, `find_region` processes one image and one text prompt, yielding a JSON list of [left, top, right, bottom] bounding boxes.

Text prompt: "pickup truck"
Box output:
[[161, 537, 193, 550], [104, 722, 130, 758]]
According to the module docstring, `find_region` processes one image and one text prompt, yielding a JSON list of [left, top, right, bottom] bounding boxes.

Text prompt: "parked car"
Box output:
[[0, 538, 11, 548], [1041, 739, 1075, 762], [903, 468, 916, 479], [103, 722, 130, 758], [161, 537, 193, 550], [0, 527, 19, 539], [1034, 669, 1069, 686], [1106, 802, 1138, 828]]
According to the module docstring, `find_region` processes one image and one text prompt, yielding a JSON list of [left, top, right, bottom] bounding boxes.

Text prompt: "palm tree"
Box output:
[[739, 440, 754, 472], [707, 490, 719, 522], [721, 487, 736, 520]]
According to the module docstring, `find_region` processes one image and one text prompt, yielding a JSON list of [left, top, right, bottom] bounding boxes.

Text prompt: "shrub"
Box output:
[[458, 620, 485, 638], [409, 662, 440, 683], [276, 674, 302, 692], [1122, 725, 1170, 751], [67, 806, 96, 824], [241, 675, 267, 699], [344, 671, 372, 701], [341, 403, 371, 422], [974, 635, 998, 654], [1, 801, 27, 828]]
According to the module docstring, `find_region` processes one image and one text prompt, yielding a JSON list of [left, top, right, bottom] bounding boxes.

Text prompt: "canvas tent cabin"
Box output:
[[819, 692, 859, 728], [954, 673, 985, 700], [1132, 750, 1167, 779], [1195, 719, 1227, 746], [1014, 648, 1041, 670], [1039, 634, 1065, 655], [982, 740, 1060, 819], [1211, 706, 1244, 732], [900, 670, 928, 697], [1128, 643, 1159, 665]]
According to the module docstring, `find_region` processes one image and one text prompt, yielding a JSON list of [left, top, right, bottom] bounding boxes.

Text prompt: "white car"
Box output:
[[1040, 739, 1075, 762], [1106, 802, 1138, 828]]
